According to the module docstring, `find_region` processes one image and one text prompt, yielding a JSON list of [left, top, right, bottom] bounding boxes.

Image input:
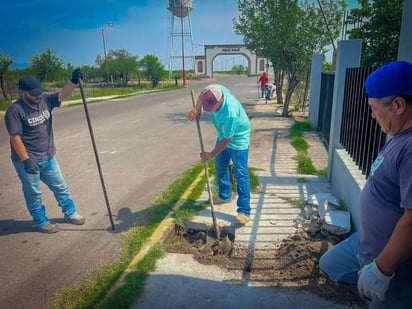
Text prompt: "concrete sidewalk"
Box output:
[[132, 102, 350, 308]]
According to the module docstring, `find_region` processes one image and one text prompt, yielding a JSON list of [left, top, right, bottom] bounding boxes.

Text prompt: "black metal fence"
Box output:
[[318, 72, 335, 145], [339, 67, 387, 178]]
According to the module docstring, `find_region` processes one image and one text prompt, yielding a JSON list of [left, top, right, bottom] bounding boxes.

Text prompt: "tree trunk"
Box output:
[[6, 80, 13, 100], [0, 75, 7, 99], [282, 75, 299, 117], [272, 69, 283, 106], [302, 68, 310, 112]]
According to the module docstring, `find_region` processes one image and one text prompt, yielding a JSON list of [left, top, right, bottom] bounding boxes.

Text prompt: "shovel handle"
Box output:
[[190, 89, 220, 239]]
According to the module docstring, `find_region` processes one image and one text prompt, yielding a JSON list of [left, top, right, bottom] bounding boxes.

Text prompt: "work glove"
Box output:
[[70, 68, 83, 85], [358, 260, 394, 302], [23, 158, 39, 174]]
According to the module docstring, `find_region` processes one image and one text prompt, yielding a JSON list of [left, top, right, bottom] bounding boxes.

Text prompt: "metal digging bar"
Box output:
[[190, 89, 220, 240], [78, 79, 115, 231]]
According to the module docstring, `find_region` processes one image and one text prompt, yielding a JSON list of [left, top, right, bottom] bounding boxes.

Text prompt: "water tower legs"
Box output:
[[168, 9, 195, 83]]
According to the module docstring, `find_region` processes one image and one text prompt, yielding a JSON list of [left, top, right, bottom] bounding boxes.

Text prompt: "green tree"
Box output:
[[30, 48, 65, 82], [0, 53, 13, 99], [95, 53, 107, 82], [95, 49, 139, 85], [232, 64, 247, 75], [79, 65, 100, 83], [139, 55, 166, 87], [108, 49, 139, 86], [347, 0, 402, 67], [234, 0, 345, 116]]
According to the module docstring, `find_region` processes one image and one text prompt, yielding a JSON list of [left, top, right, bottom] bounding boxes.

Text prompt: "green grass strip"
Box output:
[[98, 245, 164, 309], [290, 120, 327, 176]]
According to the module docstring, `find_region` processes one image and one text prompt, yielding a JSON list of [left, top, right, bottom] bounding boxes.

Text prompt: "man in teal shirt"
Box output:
[[187, 84, 251, 224]]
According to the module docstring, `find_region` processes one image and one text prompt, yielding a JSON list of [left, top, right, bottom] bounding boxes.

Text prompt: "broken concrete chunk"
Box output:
[[308, 193, 340, 207], [301, 205, 316, 219], [307, 193, 351, 236], [322, 210, 351, 235], [308, 193, 340, 220]]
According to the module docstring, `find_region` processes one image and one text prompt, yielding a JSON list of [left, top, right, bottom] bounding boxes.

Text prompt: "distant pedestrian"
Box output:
[[265, 83, 276, 102], [4, 69, 85, 233], [187, 84, 252, 225], [257, 72, 268, 99], [319, 61, 412, 307]]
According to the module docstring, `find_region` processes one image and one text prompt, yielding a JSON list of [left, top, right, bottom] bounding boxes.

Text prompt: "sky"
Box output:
[[1, 0, 244, 70], [1, 0, 359, 71]]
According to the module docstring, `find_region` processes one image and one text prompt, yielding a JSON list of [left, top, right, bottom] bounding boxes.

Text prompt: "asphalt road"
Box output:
[[0, 75, 260, 308]]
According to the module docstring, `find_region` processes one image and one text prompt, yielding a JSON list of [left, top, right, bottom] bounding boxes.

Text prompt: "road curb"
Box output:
[[102, 169, 206, 301]]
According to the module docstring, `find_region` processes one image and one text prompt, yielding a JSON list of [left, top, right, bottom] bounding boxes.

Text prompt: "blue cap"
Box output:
[[18, 75, 44, 96], [364, 61, 412, 99]]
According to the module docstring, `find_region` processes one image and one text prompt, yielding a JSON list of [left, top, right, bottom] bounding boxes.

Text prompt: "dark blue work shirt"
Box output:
[[5, 93, 60, 162]]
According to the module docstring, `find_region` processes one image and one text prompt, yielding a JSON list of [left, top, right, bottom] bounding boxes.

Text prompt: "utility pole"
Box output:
[[101, 22, 113, 84]]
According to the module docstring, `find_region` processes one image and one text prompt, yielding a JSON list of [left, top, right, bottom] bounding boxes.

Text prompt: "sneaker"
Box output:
[[64, 213, 85, 225], [36, 223, 60, 234], [235, 213, 250, 225], [211, 196, 232, 205]]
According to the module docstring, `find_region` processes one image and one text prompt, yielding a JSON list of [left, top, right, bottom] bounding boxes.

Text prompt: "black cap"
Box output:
[[18, 76, 44, 96]]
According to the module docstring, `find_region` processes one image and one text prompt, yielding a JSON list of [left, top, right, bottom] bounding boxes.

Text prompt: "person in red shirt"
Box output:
[[257, 72, 268, 99]]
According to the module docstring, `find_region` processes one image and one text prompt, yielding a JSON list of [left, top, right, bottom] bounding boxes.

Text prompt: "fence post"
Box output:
[[398, 0, 412, 62], [308, 54, 322, 129], [327, 39, 362, 179]]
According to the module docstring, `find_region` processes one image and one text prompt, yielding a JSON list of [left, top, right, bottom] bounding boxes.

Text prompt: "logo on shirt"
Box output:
[[370, 153, 384, 176], [27, 110, 50, 127]]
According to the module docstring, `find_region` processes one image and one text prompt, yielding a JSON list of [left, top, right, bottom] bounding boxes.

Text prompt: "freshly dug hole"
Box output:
[[172, 224, 235, 257]]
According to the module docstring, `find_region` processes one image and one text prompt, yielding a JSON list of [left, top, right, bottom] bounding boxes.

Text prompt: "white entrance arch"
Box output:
[[195, 44, 267, 77]]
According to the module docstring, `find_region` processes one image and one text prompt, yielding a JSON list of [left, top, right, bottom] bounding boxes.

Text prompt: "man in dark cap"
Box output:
[[187, 84, 252, 224], [319, 61, 412, 307], [4, 68, 84, 233]]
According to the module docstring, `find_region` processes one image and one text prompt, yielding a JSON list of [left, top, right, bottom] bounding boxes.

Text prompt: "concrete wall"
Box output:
[[331, 150, 366, 230], [196, 58, 205, 75]]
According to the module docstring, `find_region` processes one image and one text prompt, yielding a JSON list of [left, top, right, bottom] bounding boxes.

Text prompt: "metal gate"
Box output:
[[340, 67, 386, 178]]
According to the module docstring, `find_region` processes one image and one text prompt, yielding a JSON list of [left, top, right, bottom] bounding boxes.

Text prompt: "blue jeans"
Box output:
[[13, 156, 78, 227], [264, 85, 271, 100], [319, 232, 412, 308], [214, 146, 251, 216], [319, 232, 362, 285]]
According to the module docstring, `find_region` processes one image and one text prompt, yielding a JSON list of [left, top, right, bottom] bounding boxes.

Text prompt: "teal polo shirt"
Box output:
[[209, 85, 251, 150]]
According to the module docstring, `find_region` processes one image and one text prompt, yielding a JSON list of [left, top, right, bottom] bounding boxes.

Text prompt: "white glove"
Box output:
[[358, 260, 394, 302]]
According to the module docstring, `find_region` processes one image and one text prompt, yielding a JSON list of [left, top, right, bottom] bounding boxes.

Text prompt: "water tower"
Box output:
[[167, 0, 195, 85]]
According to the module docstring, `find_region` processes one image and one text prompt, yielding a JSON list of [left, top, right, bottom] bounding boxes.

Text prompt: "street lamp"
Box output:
[[101, 22, 113, 84]]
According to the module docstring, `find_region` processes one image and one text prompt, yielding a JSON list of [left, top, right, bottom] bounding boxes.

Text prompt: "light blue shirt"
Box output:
[[209, 84, 251, 150]]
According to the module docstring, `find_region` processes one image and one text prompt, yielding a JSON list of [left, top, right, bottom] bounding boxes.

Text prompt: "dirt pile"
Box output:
[[166, 225, 367, 308]]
